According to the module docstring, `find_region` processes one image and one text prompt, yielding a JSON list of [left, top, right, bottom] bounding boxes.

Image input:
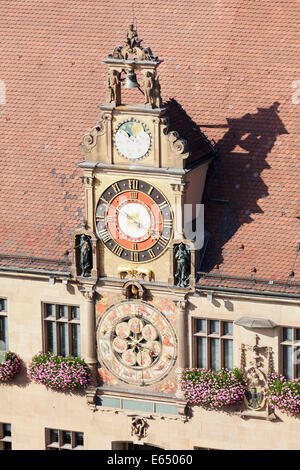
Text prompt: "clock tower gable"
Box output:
[[79, 25, 215, 171]]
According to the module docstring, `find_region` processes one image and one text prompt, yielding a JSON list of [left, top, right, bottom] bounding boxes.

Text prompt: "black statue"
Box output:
[[174, 243, 190, 287], [77, 234, 92, 277]]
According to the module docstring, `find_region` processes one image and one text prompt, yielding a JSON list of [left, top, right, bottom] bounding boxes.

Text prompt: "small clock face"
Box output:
[[95, 179, 173, 262], [97, 300, 177, 386], [114, 119, 151, 160]]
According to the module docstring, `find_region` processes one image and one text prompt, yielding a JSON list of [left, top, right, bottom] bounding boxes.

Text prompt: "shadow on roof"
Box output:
[[200, 101, 288, 272]]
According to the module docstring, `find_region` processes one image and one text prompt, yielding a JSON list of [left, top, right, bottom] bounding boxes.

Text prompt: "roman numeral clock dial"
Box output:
[[95, 179, 173, 262]]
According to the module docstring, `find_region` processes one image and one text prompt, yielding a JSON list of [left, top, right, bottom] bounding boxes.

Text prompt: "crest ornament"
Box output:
[[131, 417, 149, 440]]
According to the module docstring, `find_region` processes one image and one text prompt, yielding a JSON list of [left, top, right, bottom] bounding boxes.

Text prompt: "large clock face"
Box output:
[[114, 119, 151, 160], [97, 300, 177, 386], [95, 179, 173, 262]]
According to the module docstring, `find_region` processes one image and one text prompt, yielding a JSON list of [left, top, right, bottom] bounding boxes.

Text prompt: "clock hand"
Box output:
[[116, 207, 147, 232], [110, 206, 143, 230]]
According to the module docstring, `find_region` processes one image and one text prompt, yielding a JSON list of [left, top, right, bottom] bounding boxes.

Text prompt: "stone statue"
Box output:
[[107, 70, 119, 103], [143, 71, 154, 106], [111, 45, 124, 59], [78, 234, 92, 277], [174, 243, 190, 287], [108, 25, 159, 62], [153, 73, 162, 108], [126, 23, 140, 51], [131, 417, 148, 440]]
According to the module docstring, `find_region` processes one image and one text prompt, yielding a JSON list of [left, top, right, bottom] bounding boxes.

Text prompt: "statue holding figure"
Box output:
[[174, 243, 190, 287]]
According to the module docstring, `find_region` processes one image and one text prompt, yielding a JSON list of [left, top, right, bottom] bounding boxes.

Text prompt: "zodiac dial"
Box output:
[[95, 179, 173, 262], [97, 300, 177, 386]]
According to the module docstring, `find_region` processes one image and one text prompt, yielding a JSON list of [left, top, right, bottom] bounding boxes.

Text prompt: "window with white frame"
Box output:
[[193, 318, 233, 370], [0, 298, 8, 352], [280, 327, 300, 380], [43, 303, 80, 357]]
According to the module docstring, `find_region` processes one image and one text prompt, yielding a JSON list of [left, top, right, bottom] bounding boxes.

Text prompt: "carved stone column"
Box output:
[[103, 111, 113, 164], [171, 183, 186, 239], [80, 287, 98, 385], [81, 170, 94, 231], [152, 117, 160, 166], [175, 300, 188, 370]]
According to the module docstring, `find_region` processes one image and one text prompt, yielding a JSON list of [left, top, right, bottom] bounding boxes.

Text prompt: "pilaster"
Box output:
[[79, 286, 98, 385]]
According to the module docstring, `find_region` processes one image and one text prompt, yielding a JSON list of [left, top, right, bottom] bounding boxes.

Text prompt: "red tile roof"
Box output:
[[0, 1, 299, 292]]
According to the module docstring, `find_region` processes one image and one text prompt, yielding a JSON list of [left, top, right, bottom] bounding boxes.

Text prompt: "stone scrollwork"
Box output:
[[118, 266, 154, 282], [240, 335, 275, 414], [240, 335, 271, 388], [80, 120, 106, 154], [168, 131, 189, 159]]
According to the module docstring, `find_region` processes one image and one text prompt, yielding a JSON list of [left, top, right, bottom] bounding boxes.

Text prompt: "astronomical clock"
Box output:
[[97, 300, 177, 387], [75, 25, 214, 397]]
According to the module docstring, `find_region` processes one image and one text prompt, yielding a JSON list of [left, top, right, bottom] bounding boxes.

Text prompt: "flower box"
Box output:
[[27, 352, 92, 392], [265, 373, 300, 415], [0, 352, 22, 382], [180, 368, 246, 409]]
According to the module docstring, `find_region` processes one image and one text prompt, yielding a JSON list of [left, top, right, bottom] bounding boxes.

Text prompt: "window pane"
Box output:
[[71, 324, 80, 357], [210, 338, 220, 370], [0, 317, 8, 350], [0, 299, 7, 312], [296, 347, 300, 378], [296, 329, 300, 341], [210, 320, 219, 335], [46, 321, 57, 354], [283, 328, 293, 341], [59, 305, 68, 319], [196, 319, 206, 333], [62, 431, 71, 445], [196, 337, 207, 368], [223, 322, 233, 336], [74, 432, 84, 447], [59, 323, 69, 357], [223, 339, 233, 370], [3, 424, 11, 437], [71, 306, 80, 320], [283, 345, 293, 379], [49, 429, 59, 443], [45, 304, 55, 317]]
